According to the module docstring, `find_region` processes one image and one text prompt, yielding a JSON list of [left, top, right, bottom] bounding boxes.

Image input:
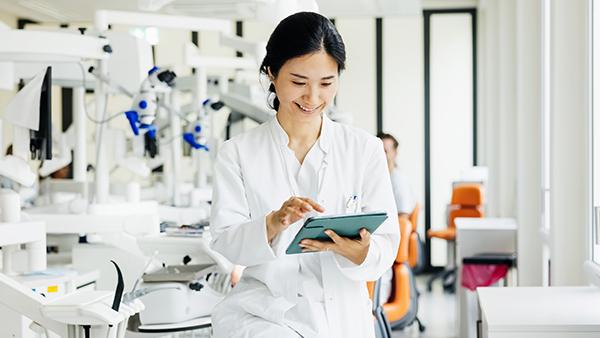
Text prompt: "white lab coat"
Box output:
[[390, 168, 416, 215], [210, 114, 400, 338]]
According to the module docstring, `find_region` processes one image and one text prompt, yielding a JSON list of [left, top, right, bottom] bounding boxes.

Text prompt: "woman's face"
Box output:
[[382, 138, 397, 165], [271, 50, 339, 121]]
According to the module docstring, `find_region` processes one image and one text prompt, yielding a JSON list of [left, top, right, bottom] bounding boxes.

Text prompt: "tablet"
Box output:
[[286, 211, 388, 255]]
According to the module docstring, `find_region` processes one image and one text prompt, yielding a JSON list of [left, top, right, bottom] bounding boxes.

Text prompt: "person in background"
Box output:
[[377, 132, 417, 305], [378, 133, 416, 219]]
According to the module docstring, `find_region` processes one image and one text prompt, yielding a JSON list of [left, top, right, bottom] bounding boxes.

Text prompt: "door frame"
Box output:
[[423, 8, 478, 271]]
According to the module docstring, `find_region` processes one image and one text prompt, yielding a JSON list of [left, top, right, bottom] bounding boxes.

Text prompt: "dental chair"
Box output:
[[426, 183, 484, 293]]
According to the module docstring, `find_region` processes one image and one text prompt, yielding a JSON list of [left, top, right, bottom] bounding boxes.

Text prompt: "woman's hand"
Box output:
[[230, 265, 245, 288], [266, 197, 324, 242], [299, 228, 371, 265]]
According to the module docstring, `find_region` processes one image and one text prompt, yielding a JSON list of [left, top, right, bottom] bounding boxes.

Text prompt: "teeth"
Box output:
[[298, 103, 316, 112]]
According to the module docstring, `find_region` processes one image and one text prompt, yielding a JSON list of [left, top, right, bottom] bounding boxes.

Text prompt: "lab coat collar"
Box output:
[[270, 113, 332, 154]]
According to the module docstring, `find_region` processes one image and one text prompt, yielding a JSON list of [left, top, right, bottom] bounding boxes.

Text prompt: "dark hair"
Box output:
[[260, 11, 346, 111], [377, 132, 399, 150]]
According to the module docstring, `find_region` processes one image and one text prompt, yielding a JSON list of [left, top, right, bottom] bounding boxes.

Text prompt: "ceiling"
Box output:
[[0, 0, 423, 23]]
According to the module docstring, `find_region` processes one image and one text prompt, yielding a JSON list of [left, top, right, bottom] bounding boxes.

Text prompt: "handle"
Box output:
[[110, 260, 124, 312]]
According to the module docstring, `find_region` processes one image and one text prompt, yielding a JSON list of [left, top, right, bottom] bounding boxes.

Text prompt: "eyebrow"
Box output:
[[290, 73, 336, 80]]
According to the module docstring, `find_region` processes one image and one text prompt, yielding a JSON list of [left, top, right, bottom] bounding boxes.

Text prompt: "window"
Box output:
[[541, 0, 552, 285], [592, 0, 600, 264]]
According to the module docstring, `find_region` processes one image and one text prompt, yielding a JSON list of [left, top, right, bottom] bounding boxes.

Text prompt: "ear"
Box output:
[[267, 67, 275, 82]]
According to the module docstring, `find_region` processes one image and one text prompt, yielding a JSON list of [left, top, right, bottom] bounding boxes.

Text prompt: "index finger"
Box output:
[[297, 197, 325, 212], [290, 198, 315, 212]]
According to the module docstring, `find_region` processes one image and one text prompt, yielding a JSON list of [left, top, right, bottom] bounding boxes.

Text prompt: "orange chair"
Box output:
[[383, 217, 425, 331], [426, 183, 484, 292], [368, 216, 426, 333], [367, 216, 411, 303], [382, 217, 411, 315], [407, 203, 424, 272]]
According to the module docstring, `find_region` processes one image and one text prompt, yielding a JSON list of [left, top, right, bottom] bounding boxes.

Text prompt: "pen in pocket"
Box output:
[[345, 195, 358, 212]]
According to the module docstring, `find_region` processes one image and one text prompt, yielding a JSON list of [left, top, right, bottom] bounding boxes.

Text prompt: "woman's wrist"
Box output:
[[348, 243, 370, 265]]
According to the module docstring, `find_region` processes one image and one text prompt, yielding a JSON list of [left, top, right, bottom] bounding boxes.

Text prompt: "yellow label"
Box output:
[[47, 285, 59, 293]]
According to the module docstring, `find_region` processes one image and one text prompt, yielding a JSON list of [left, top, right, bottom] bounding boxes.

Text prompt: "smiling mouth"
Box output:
[[295, 102, 321, 113]]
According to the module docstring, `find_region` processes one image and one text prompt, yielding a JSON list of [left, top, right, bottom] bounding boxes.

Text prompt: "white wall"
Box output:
[[382, 16, 425, 229], [479, 0, 591, 285], [479, 0, 544, 285], [515, 0, 543, 286], [478, 0, 501, 218], [335, 18, 377, 134], [479, 0, 519, 219], [496, 0, 517, 219], [0, 11, 16, 155], [549, 0, 589, 286]]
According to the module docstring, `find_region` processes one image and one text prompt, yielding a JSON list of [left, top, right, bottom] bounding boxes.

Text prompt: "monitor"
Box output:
[[29, 66, 52, 160]]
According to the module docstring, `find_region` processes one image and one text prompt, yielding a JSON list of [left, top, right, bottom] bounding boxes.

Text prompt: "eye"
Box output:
[[292, 81, 306, 86], [321, 82, 333, 87]]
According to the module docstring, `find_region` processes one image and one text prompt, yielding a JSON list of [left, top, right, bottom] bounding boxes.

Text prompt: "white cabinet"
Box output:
[[477, 287, 600, 338]]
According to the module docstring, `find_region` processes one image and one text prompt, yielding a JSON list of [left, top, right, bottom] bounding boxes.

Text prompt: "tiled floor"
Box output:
[[391, 276, 456, 338]]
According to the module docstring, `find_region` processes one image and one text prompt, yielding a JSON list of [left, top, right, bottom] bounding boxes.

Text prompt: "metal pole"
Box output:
[[94, 13, 110, 204], [169, 91, 183, 206], [73, 87, 87, 184], [194, 67, 208, 188]]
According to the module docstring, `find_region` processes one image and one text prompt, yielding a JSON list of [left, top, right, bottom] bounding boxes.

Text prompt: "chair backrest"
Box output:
[[367, 281, 375, 300], [448, 183, 484, 229], [395, 216, 412, 264], [407, 203, 424, 270], [409, 203, 420, 232], [451, 183, 484, 207]]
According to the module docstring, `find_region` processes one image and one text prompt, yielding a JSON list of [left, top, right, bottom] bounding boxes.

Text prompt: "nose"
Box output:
[[303, 85, 320, 106]]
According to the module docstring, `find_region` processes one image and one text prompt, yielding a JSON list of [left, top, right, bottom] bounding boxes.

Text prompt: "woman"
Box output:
[[210, 12, 399, 338]]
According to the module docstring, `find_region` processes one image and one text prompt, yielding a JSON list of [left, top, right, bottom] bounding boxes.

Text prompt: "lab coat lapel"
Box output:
[[315, 114, 332, 209]]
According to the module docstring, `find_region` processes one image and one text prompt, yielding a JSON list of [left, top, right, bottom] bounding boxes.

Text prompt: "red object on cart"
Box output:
[[461, 264, 509, 291]]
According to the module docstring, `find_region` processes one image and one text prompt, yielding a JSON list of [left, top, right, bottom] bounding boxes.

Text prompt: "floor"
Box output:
[[391, 275, 456, 338]]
